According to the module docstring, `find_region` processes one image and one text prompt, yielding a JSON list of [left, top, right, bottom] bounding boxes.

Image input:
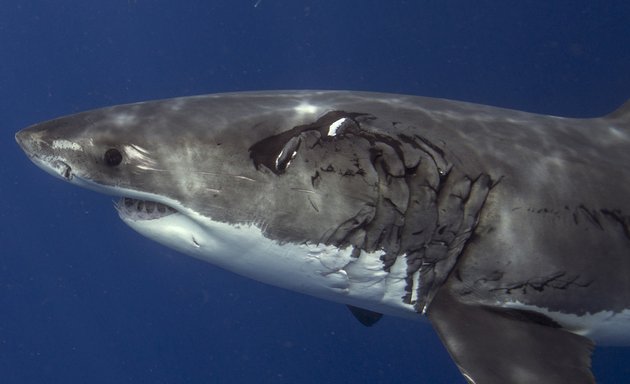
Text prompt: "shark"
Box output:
[[15, 91, 630, 383]]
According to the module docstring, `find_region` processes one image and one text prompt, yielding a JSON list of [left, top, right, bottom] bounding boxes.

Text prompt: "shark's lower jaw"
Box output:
[[116, 197, 178, 221]]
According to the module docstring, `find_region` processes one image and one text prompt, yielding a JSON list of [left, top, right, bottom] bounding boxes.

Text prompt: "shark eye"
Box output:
[[104, 148, 123, 167]]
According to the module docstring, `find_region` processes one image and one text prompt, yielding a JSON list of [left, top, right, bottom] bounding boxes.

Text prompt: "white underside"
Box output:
[[502, 301, 630, 346], [120, 206, 420, 320]]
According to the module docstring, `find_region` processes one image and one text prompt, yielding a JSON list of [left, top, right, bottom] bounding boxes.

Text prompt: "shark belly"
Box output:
[[120, 204, 420, 320]]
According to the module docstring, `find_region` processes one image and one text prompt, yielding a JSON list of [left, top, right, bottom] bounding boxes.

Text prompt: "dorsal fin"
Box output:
[[605, 99, 630, 120]]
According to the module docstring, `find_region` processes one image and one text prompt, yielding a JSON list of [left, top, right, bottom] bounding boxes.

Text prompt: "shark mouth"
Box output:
[[116, 197, 178, 221]]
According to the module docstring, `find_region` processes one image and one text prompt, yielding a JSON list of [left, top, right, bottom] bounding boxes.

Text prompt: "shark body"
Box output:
[[15, 91, 630, 383]]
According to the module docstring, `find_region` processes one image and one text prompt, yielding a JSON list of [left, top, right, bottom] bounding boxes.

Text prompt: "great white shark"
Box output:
[[15, 91, 630, 383]]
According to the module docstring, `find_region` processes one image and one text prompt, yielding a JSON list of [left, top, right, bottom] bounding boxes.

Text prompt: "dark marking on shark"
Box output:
[[249, 110, 370, 175]]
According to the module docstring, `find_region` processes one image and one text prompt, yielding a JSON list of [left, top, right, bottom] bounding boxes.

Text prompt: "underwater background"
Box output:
[[1, 1, 630, 383]]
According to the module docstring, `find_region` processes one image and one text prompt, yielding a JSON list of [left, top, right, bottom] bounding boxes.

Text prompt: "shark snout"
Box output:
[[15, 129, 32, 155], [15, 127, 46, 159], [15, 127, 74, 181]]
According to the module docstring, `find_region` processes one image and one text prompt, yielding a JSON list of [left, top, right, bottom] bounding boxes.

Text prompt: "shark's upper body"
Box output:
[[15, 91, 630, 383]]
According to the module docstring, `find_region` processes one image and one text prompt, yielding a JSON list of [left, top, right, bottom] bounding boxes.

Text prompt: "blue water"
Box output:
[[2, 1, 629, 383]]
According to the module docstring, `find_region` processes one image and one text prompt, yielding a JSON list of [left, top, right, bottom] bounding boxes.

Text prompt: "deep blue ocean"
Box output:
[[2, 1, 630, 383]]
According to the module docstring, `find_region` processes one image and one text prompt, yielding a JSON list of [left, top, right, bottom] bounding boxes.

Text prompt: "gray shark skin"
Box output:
[[15, 91, 630, 383]]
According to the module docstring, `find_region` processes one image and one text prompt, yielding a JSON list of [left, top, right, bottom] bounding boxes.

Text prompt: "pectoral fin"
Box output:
[[427, 288, 595, 384]]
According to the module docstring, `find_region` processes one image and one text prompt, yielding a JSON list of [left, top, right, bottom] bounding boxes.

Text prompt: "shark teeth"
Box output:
[[115, 197, 177, 221]]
